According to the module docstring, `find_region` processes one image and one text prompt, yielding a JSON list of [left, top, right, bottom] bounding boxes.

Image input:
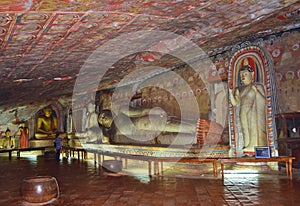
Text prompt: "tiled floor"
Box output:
[[0, 153, 300, 206]]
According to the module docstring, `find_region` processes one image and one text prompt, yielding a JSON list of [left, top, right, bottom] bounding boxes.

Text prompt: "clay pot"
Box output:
[[102, 160, 122, 173], [21, 176, 59, 204]]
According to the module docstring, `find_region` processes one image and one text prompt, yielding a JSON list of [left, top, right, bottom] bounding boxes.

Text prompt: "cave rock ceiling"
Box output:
[[0, 0, 299, 115]]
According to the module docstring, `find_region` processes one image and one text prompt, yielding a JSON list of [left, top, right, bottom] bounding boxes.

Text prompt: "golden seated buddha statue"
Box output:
[[35, 106, 58, 139]]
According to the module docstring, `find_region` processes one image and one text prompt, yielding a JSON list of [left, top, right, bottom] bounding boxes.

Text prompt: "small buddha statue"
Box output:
[[35, 106, 58, 139], [1, 128, 14, 149]]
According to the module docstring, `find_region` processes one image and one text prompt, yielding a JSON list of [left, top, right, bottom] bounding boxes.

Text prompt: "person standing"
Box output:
[[54, 133, 63, 161]]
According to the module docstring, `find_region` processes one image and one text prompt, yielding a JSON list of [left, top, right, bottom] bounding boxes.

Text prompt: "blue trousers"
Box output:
[[56, 148, 61, 161]]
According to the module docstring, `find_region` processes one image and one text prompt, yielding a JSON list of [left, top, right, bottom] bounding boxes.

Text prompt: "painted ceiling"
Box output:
[[0, 0, 300, 113]]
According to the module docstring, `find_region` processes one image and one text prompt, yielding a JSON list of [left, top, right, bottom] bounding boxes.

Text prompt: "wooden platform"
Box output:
[[86, 149, 218, 178], [220, 156, 295, 181], [81, 143, 230, 177], [0, 149, 13, 159], [2, 145, 295, 181], [0, 147, 54, 159], [63, 146, 87, 160], [86, 149, 157, 177], [14, 147, 51, 159], [89, 149, 295, 180], [153, 157, 218, 177]]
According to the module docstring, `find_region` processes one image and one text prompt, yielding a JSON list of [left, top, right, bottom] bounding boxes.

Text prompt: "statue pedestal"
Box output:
[[29, 133, 68, 148], [29, 139, 54, 148], [68, 136, 86, 148]]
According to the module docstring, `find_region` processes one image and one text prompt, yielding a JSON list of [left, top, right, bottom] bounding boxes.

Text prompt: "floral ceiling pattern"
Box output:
[[0, 0, 299, 111]]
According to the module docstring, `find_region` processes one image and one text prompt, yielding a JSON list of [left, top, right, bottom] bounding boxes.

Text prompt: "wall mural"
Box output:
[[92, 65, 209, 147], [44, 30, 298, 157], [275, 69, 300, 112], [60, 50, 229, 153], [69, 30, 300, 157], [208, 30, 300, 113], [1, 28, 296, 158]]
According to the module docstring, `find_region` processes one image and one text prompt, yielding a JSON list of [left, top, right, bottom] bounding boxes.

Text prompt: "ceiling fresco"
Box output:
[[0, 0, 299, 114]]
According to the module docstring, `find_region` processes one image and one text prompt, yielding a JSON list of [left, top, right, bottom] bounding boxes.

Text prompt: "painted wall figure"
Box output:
[[297, 70, 300, 110], [229, 65, 267, 154], [282, 71, 297, 111]]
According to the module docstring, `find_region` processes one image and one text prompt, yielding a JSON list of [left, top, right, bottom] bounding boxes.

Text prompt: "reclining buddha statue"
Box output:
[[96, 106, 197, 145]]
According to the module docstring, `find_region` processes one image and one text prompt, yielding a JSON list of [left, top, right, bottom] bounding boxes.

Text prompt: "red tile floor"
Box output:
[[0, 152, 300, 206]]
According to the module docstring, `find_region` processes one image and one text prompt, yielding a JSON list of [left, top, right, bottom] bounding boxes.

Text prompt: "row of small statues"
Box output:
[[0, 106, 66, 150], [0, 124, 28, 149]]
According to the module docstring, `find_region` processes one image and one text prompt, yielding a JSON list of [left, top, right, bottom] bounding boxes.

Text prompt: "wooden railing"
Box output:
[[1, 147, 295, 181]]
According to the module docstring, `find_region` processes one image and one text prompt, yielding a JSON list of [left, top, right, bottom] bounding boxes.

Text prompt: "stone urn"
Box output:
[[102, 160, 123, 173], [21, 176, 59, 205]]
